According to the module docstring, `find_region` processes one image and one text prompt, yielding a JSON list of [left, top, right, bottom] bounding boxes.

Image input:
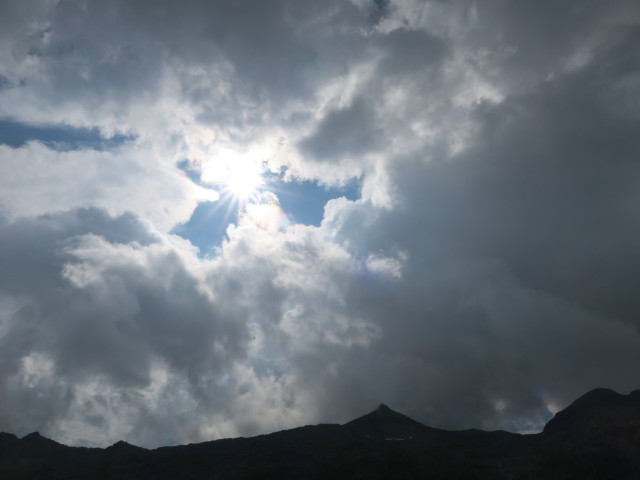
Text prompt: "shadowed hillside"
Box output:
[[1, 388, 639, 479]]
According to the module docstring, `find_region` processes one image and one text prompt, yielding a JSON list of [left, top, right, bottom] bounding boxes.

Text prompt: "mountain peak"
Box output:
[[19, 431, 63, 454], [344, 404, 438, 439], [21, 432, 58, 445], [106, 440, 145, 453]]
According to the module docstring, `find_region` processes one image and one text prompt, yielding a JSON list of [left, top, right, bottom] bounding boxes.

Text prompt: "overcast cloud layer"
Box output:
[[1, 0, 640, 447]]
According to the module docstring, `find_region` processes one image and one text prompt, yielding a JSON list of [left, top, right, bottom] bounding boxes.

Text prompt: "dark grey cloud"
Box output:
[[299, 97, 383, 162], [0, 208, 250, 444], [0, 0, 371, 134], [307, 4, 640, 430], [383, 29, 640, 326], [375, 27, 448, 76]]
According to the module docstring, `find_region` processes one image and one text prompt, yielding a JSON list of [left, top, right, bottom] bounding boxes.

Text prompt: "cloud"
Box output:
[[0, 208, 251, 444], [0, 0, 639, 448], [0, 141, 216, 230], [299, 97, 383, 162]]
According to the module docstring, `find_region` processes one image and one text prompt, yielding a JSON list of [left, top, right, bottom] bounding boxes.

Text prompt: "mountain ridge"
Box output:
[[1, 388, 639, 479]]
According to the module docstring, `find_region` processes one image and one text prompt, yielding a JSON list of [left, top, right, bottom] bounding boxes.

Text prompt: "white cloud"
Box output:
[[0, 142, 214, 230]]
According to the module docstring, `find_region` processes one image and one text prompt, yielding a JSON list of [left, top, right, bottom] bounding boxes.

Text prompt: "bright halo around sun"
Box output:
[[225, 162, 264, 200], [200, 147, 268, 207]]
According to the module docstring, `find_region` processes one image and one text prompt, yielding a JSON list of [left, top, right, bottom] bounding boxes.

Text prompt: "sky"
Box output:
[[0, 0, 639, 448]]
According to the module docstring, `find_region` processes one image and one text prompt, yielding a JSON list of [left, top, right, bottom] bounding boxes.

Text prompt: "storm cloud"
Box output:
[[1, 0, 639, 447]]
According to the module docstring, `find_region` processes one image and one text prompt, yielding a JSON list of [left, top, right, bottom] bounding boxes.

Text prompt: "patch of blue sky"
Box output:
[[266, 173, 360, 227], [172, 164, 360, 255], [0, 118, 133, 151], [176, 159, 201, 183], [171, 200, 235, 255]]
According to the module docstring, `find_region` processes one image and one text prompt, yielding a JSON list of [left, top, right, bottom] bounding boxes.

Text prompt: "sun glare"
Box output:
[[225, 164, 263, 200], [200, 147, 268, 205], [226, 166, 263, 200]]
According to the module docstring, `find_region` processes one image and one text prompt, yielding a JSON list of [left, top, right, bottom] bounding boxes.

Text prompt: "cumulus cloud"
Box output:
[[0, 210, 243, 441], [0, 0, 639, 447]]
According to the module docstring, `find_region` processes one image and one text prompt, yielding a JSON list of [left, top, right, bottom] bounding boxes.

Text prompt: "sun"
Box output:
[[199, 148, 266, 204], [224, 161, 264, 200]]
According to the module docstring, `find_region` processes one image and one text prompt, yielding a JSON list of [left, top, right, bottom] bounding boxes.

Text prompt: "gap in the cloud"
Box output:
[[266, 172, 360, 226], [176, 159, 201, 184], [173, 164, 360, 256], [172, 200, 236, 256], [0, 118, 134, 151]]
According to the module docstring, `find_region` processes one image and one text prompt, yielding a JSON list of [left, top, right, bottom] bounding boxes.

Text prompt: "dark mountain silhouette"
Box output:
[[1, 388, 639, 479], [343, 403, 441, 440], [544, 387, 640, 435]]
